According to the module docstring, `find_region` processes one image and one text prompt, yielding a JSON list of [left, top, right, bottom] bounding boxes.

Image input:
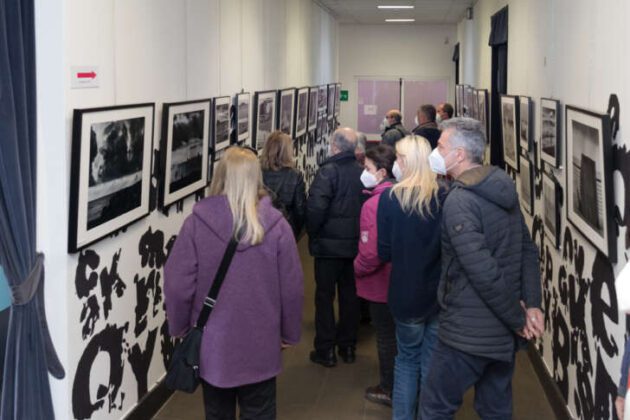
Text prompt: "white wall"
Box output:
[[36, 1, 338, 418], [458, 1, 630, 418], [337, 23, 457, 133]]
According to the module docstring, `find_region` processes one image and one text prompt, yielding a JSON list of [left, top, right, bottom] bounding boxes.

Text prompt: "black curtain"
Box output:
[[452, 43, 460, 85], [489, 6, 508, 167], [0, 1, 65, 418]]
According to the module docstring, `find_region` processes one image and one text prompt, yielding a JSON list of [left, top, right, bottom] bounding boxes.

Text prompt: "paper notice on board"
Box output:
[[364, 105, 377, 115]]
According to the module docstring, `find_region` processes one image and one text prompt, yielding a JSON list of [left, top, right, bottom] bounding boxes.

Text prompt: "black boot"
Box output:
[[309, 348, 337, 367], [337, 346, 356, 363]]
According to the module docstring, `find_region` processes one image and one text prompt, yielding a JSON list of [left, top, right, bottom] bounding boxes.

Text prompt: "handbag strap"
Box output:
[[195, 237, 239, 329]]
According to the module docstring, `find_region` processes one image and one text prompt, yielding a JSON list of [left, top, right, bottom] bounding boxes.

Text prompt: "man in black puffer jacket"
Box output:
[[307, 127, 364, 367], [420, 118, 543, 419]]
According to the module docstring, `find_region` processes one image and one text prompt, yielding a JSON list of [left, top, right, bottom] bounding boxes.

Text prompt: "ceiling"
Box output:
[[316, 0, 475, 24]]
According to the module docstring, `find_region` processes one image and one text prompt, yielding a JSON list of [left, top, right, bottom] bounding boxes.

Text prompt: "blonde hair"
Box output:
[[390, 135, 439, 217], [260, 131, 295, 171], [209, 147, 267, 245]]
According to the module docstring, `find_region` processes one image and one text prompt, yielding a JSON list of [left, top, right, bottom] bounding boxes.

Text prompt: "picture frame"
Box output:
[[252, 90, 277, 151], [68, 103, 155, 252], [542, 171, 561, 249], [295, 87, 309, 138], [327, 84, 336, 120], [465, 85, 475, 118], [318, 85, 327, 113], [518, 155, 534, 216], [308, 87, 318, 133], [213, 96, 231, 152], [160, 99, 210, 210], [565, 105, 615, 262], [500, 94, 520, 171], [456, 85, 465, 117], [334, 83, 341, 117], [317, 114, 326, 141], [476, 89, 489, 140], [519, 96, 534, 153], [540, 98, 561, 168], [277, 88, 296, 138], [235, 92, 250, 143]]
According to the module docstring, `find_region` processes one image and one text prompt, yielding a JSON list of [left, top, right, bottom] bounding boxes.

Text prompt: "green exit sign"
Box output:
[[340, 90, 349, 101]]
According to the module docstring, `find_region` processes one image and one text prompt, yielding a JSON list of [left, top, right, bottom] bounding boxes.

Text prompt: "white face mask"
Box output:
[[360, 169, 379, 189], [414, 115, 419, 126], [429, 148, 456, 176], [436, 114, 442, 124], [379, 117, 388, 131], [392, 161, 403, 181]]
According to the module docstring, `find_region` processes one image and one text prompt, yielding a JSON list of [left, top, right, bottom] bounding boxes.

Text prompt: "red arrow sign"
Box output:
[[77, 71, 96, 79]]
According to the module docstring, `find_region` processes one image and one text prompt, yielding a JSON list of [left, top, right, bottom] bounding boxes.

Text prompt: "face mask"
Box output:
[[436, 114, 442, 124], [379, 117, 388, 131], [414, 116, 419, 126], [360, 169, 379, 189], [392, 161, 403, 181], [429, 148, 456, 175]]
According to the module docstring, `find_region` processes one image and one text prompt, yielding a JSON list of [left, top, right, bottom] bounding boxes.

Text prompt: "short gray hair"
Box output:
[[331, 127, 357, 153], [440, 117, 486, 164]]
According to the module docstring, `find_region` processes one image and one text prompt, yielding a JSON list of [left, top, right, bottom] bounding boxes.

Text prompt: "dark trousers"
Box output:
[[369, 302, 397, 392], [313, 257, 359, 351], [420, 340, 515, 420], [202, 377, 276, 420]]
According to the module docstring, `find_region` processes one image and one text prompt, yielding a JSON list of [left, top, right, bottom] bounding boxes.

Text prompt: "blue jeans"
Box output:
[[420, 339, 515, 419], [392, 314, 438, 420]]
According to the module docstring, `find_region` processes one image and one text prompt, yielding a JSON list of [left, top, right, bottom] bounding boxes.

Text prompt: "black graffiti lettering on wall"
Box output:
[[160, 319, 175, 370], [72, 323, 128, 419], [590, 252, 619, 358], [100, 250, 126, 319], [128, 328, 158, 400], [563, 226, 574, 261], [134, 270, 163, 337], [139, 227, 168, 269], [75, 250, 100, 298], [594, 351, 618, 420], [81, 295, 100, 339], [574, 358, 594, 420], [613, 144, 630, 249], [551, 306, 570, 401]]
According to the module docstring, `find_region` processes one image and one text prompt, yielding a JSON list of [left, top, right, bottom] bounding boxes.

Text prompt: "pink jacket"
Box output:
[[354, 181, 393, 303]]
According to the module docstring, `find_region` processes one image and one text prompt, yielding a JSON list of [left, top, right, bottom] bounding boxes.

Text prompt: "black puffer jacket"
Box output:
[[306, 151, 364, 258], [412, 122, 441, 149], [381, 122, 410, 147], [262, 167, 306, 237], [438, 166, 541, 362]]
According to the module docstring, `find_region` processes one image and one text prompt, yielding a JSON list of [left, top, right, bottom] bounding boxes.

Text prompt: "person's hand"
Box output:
[[616, 396, 624, 420], [526, 307, 544, 338], [281, 342, 292, 350]]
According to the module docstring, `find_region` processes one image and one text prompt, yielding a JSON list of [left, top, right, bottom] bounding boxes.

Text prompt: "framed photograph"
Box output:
[[213, 96, 231, 152], [318, 85, 327, 113], [540, 98, 561, 167], [327, 84, 336, 120], [519, 155, 534, 215], [334, 83, 341, 117], [317, 114, 326, 141], [235, 92, 250, 143], [519, 96, 534, 152], [566, 105, 615, 261], [476, 89, 489, 139], [308, 87, 318, 133], [278, 88, 296, 137], [465, 85, 475, 117], [252, 90, 277, 151], [543, 171, 561, 249], [455, 85, 464, 117], [160, 99, 210, 209], [295, 87, 309, 137], [68, 103, 155, 252], [500, 94, 520, 170]]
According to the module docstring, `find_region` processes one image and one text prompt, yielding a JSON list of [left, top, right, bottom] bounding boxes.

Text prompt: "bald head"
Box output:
[[330, 127, 358, 155], [385, 109, 402, 125]]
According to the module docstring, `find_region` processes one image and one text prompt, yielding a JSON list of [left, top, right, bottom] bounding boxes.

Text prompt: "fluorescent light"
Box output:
[[385, 18, 415, 22], [378, 5, 415, 9]]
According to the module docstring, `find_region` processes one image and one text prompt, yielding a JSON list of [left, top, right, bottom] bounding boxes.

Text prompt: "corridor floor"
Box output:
[[154, 237, 556, 420]]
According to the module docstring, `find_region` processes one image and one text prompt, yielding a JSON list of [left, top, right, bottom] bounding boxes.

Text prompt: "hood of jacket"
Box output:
[[321, 150, 357, 167], [453, 166, 517, 211], [192, 195, 283, 250]]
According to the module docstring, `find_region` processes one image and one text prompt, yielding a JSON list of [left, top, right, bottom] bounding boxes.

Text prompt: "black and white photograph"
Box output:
[[235, 92, 250, 143], [68, 103, 154, 252], [278, 88, 296, 137], [253, 90, 277, 151], [334, 83, 341, 117], [465, 85, 475, 117], [543, 171, 561, 249], [318, 85, 327, 113], [519, 155, 534, 215], [160, 99, 210, 209], [317, 114, 326, 141], [566, 105, 615, 260], [213, 96, 231, 152], [455, 85, 464, 117], [540, 98, 561, 167], [327, 84, 336, 120], [476, 89, 489, 139], [308, 87, 318, 132], [519, 96, 533, 152], [295, 87, 309, 137], [501, 95, 520, 170]]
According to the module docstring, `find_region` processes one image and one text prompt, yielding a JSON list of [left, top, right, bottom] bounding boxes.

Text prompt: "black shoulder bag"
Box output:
[[165, 237, 239, 393]]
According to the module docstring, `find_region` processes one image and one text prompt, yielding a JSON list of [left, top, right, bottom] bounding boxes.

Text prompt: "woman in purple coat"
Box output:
[[164, 146, 304, 419]]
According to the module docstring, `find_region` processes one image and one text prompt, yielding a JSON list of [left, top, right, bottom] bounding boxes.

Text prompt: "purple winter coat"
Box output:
[[164, 195, 304, 388]]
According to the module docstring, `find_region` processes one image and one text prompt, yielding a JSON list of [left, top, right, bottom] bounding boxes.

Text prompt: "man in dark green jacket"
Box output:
[[420, 118, 543, 419]]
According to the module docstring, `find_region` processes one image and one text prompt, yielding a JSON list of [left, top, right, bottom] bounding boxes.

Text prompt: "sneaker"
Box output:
[[365, 385, 392, 407]]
